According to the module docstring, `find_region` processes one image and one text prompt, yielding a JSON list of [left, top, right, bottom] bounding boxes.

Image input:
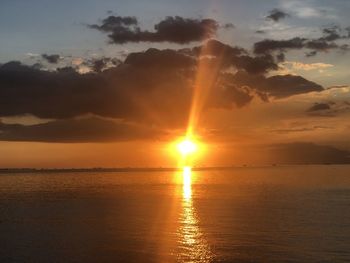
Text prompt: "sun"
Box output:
[[169, 136, 204, 168], [177, 139, 197, 157]]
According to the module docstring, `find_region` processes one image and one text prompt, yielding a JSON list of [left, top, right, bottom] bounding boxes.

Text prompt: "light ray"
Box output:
[[186, 39, 227, 138]]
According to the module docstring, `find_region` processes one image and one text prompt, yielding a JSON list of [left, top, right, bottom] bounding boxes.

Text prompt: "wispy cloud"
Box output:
[[277, 61, 334, 75], [280, 0, 336, 19], [256, 21, 316, 39], [25, 52, 40, 58]]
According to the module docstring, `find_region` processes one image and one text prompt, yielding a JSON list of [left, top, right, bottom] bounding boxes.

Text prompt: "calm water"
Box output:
[[1, 165, 350, 262]]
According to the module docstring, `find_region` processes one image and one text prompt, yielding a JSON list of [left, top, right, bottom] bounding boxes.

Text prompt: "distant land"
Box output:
[[0, 164, 349, 174], [0, 167, 243, 174]]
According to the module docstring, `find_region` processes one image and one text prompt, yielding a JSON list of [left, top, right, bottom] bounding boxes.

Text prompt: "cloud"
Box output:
[[271, 126, 332, 134], [125, 48, 196, 68], [276, 61, 334, 74], [281, 0, 335, 19], [26, 52, 40, 58], [321, 25, 343, 41], [41, 54, 61, 64], [254, 37, 305, 54], [281, 61, 333, 71], [307, 102, 331, 112], [268, 142, 350, 164], [0, 60, 191, 127], [326, 85, 349, 90], [264, 74, 323, 98], [231, 71, 323, 98], [266, 9, 290, 22], [72, 57, 84, 66], [254, 26, 350, 56], [0, 40, 325, 140], [0, 117, 165, 142], [305, 50, 317, 57], [89, 15, 219, 44], [306, 101, 350, 117], [81, 57, 121, 73], [222, 23, 235, 30], [192, 39, 278, 74]]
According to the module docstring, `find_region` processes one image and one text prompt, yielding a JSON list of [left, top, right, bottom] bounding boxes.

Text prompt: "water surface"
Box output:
[[1, 165, 350, 262]]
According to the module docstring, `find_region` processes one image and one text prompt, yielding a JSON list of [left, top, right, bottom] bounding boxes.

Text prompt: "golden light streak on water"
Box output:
[[182, 166, 192, 200], [177, 166, 213, 262]]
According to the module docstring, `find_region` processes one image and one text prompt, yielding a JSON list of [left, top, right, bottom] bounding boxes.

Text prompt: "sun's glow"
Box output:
[[167, 136, 205, 168], [177, 139, 197, 156]]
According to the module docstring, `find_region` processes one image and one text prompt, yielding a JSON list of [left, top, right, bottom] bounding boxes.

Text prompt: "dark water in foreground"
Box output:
[[1, 165, 350, 263]]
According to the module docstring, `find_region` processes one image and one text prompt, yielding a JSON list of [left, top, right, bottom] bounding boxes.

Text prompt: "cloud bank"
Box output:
[[89, 15, 219, 44], [254, 25, 350, 57], [0, 40, 324, 129]]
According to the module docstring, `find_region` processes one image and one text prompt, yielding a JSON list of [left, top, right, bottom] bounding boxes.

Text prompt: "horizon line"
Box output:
[[1, 163, 350, 173]]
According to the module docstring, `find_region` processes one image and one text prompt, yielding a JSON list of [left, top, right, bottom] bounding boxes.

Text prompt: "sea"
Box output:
[[1, 165, 350, 262]]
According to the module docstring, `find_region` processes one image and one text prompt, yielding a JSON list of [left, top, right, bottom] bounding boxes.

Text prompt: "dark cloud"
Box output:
[[305, 50, 318, 57], [193, 39, 246, 57], [84, 57, 121, 73], [205, 77, 257, 109], [0, 117, 165, 142], [263, 75, 323, 98], [306, 101, 350, 117], [254, 37, 306, 54], [229, 71, 323, 98], [89, 15, 219, 44], [276, 52, 285, 62], [321, 25, 343, 41], [222, 23, 235, 29], [0, 40, 325, 142], [234, 54, 278, 74], [90, 15, 138, 32], [268, 143, 350, 164], [305, 39, 338, 51], [307, 103, 331, 112], [124, 48, 196, 68], [193, 39, 277, 74], [339, 44, 350, 52], [90, 58, 110, 73], [254, 26, 350, 57], [41, 54, 60, 64], [0, 60, 192, 127], [266, 9, 290, 22]]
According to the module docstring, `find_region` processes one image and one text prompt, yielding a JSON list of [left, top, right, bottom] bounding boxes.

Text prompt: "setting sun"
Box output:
[[177, 139, 197, 156]]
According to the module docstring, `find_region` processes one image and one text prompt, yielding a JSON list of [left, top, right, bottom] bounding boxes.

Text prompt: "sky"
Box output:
[[1, 0, 350, 167]]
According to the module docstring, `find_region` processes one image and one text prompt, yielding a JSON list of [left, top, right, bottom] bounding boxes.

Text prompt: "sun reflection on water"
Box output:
[[177, 166, 213, 262], [183, 166, 192, 200]]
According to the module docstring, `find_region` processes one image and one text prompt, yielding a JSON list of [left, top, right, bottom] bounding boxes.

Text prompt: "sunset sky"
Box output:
[[1, 0, 350, 167]]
